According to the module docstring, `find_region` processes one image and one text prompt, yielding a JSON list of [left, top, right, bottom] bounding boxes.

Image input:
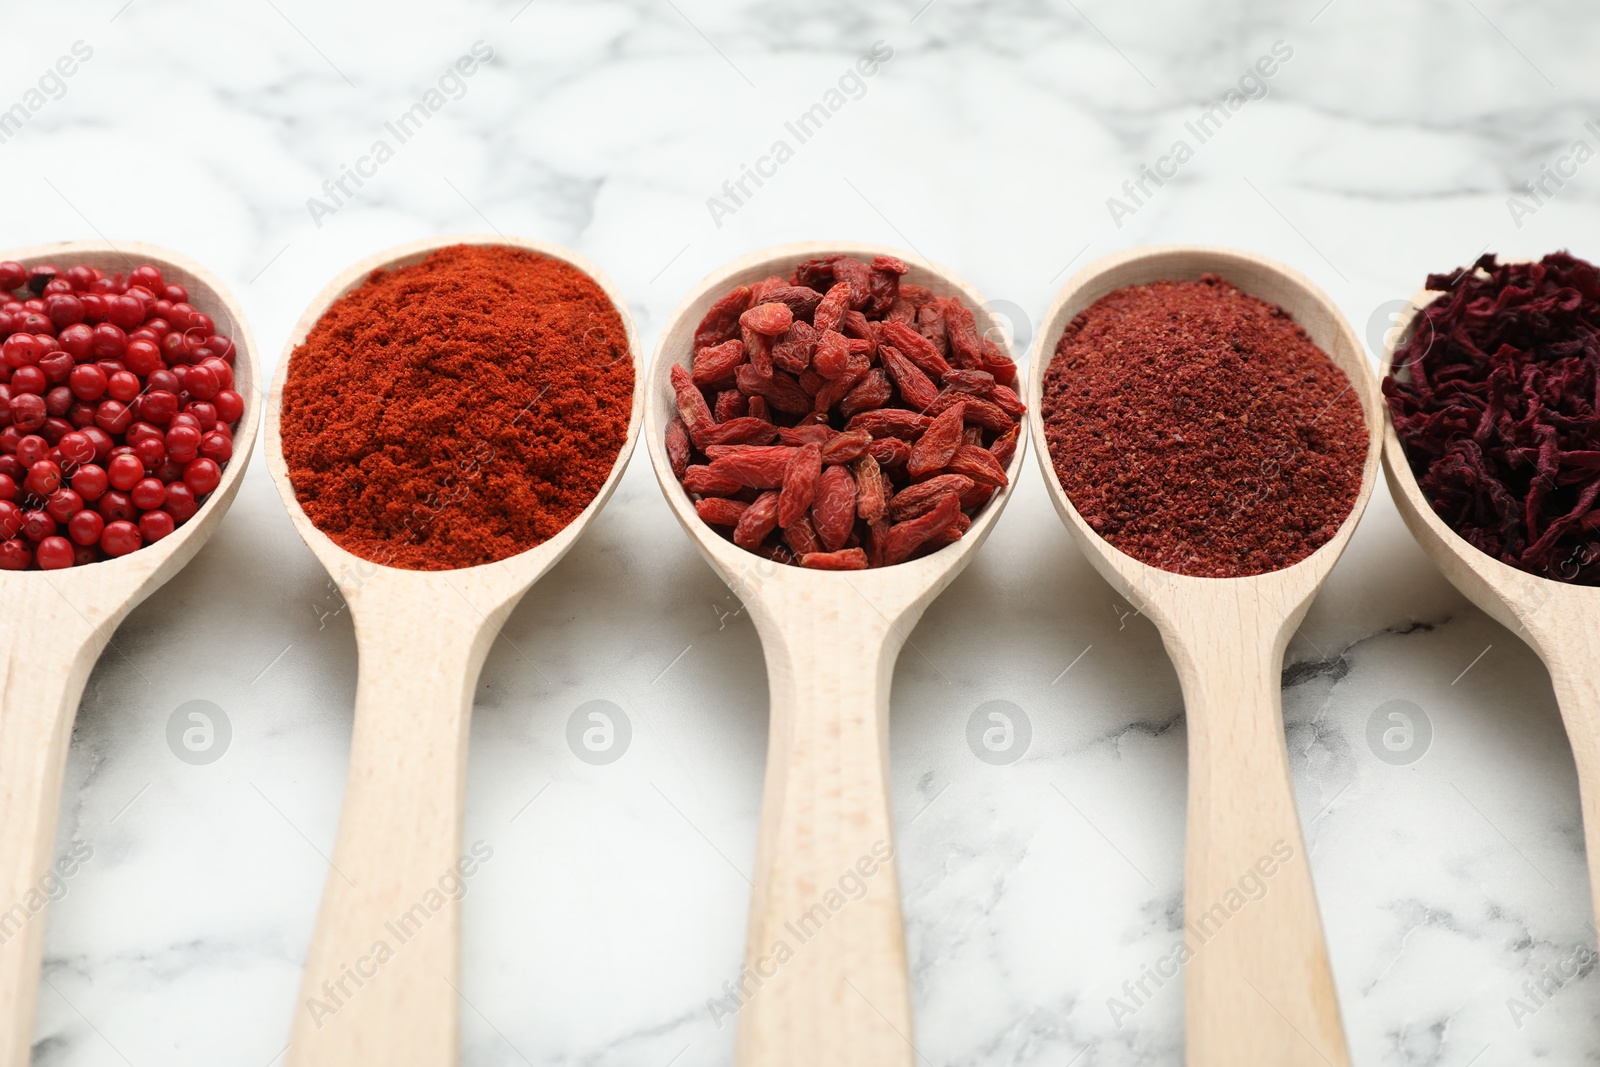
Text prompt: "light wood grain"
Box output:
[[644, 242, 1028, 1067], [0, 242, 262, 1067], [1026, 246, 1381, 1067], [263, 235, 642, 1067], [1380, 281, 1600, 928]]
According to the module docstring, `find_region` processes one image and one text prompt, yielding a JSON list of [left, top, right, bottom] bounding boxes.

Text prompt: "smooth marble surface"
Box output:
[[3, 1, 1598, 1064]]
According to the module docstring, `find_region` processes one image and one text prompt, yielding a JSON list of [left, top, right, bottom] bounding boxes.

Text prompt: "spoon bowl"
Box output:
[[644, 242, 1027, 1067], [1381, 281, 1600, 926], [0, 242, 262, 1067], [1027, 245, 1381, 1067], [264, 234, 642, 1067]]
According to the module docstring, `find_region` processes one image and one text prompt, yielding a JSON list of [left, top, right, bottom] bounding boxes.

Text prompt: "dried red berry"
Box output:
[[739, 302, 793, 336], [778, 443, 822, 528], [800, 548, 869, 570], [812, 464, 856, 552]]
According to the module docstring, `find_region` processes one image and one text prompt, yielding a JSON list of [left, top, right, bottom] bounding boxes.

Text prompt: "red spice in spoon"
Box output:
[[1385, 253, 1600, 585], [1041, 274, 1366, 578], [666, 254, 1023, 570], [0, 259, 245, 569], [280, 244, 633, 571]]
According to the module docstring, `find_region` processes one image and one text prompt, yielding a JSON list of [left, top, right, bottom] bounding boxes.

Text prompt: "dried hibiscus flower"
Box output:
[[1385, 252, 1600, 585]]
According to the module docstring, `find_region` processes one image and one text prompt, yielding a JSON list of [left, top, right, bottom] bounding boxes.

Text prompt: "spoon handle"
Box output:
[[1176, 628, 1349, 1067], [736, 593, 913, 1067], [0, 611, 111, 1067], [287, 605, 502, 1067], [1547, 643, 1600, 932]]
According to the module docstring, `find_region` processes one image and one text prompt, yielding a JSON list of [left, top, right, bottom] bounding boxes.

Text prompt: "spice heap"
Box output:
[[1041, 274, 1366, 578], [1386, 253, 1600, 585], [666, 254, 1023, 570], [281, 244, 634, 571], [0, 260, 245, 570]]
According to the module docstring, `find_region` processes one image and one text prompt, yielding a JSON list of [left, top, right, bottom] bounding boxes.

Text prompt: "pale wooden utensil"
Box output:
[[1381, 280, 1600, 926], [645, 242, 1027, 1067], [0, 242, 262, 1067], [263, 235, 642, 1067], [1027, 246, 1381, 1067]]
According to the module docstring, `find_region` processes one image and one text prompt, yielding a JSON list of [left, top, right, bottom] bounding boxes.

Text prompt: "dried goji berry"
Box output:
[[820, 429, 871, 465], [946, 442, 1009, 486], [740, 301, 793, 336], [714, 389, 747, 422], [812, 464, 856, 552], [891, 474, 973, 521], [772, 320, 818, 375], [792, 255, 845, 293], [683, 464, 743, 496], [991, 425, 1020, 468], [696, 497, 749, 526], [813, 282, 851, 334], [743, 327, 774, 376], [800, 548, 869, 570], [839, 369, 893, 420], [776, 424, 834, 446], [863, 255, 907, 317], [812, 329, 851, 379], [709, 447, 795, 489], [941, 369, 995, 395], [784, 513, 823, 556], [737, 364, 813, 415], [990, 383, 1026, 418], [693, 339, 748, 387], [695, 285, 752, 350], [942, 296, 985, 371], [907, 401, 965, 478], [666, 417, 691, 480], [854, 454, 889, 524], [880, 320, 952, 380], [883, 492, 961, 564], [923, 510, 972, 553], [866, 436, 911, 472], [734, 490, 781, 549], [700, 417, 781, 447], [778, 442, 822, 528], [846, 409, 930, 441], [926, 391, 1013, 433], [761, 285, 824, 319], [880, 345, 940, 411], [833, 258, 873, 308], [671, 364, 716, 447]]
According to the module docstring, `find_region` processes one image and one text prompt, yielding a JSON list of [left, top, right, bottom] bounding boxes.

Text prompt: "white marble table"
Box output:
[[3, 1, 1597, 1064]]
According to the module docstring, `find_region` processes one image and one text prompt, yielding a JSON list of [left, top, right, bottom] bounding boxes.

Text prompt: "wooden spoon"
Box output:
[[1026, 246, 1381, 1067], [0, 242, 262, 1067], [1381, 281, 1600, 926], [644, 242, 1027, 1067], [263, 235, 642, 1067]]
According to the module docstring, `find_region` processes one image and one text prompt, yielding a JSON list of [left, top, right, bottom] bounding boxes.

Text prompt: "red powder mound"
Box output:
[[281, 244, 634, 571], [1041, 274, 1367, 578]]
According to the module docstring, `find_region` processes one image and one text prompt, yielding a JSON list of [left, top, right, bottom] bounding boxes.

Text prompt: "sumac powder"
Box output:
[[1385, 252, 1600, 585], [281, 244, 633, 571], [666, 254, 1023, 570], [1041, 274, 1366, 578]]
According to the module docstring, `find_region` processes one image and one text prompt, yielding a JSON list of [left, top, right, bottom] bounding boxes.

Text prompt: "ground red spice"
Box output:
[[281, 244, 634, 571], [1041, 274, 1366, 578]]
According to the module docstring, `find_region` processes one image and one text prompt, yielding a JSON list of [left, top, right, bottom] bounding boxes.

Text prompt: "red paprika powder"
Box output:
[[1041, 274, 1366, 578], [280, 244, 634, 570]]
